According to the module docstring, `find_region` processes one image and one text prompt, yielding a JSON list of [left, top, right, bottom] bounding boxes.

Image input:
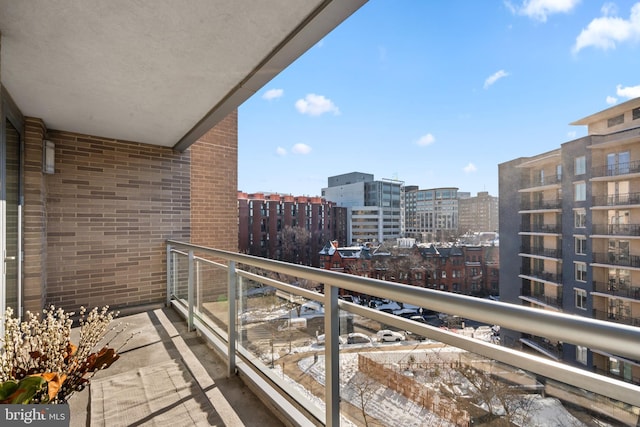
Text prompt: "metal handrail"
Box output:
[[166, 240, 640, 425]]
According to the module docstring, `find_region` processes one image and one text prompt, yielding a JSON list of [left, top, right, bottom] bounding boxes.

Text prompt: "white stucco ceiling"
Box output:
[[0, 0, 366, 150]]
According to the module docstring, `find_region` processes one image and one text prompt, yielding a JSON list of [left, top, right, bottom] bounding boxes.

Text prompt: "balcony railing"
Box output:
[[591, 223, 640, 236], [592, 192, 640, 207], [520, 246, 562, 258], [519, 223, 561, 234], [591, 160, 640, 178], [520, 268, 563, 284], [521, 174, 562, 189], [521, 334, 563, 359], [593, 281, 640, 300], [167, 240, 640, 426], [593, 309, 640, 327], [519, 198, 562, 210], [592, 252, 640, 268], [520, 287, 563, 308]]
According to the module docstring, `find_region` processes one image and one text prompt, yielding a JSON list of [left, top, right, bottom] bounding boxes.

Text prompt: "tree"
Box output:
[[280, 225, 310, 264]]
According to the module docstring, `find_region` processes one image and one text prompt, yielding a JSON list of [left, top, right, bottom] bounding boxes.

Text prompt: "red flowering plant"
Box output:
[[0, 305, 125, 404]]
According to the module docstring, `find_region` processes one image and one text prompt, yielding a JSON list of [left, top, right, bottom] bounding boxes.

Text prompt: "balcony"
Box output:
[[594, 309, 640, 328], [592, 192, 640, 207], [592, 223, 640, 237], [520, 174, 562, 190], [591, 160, 640, 179], [593, 281, 640, 300], [519, 198, 562, 211], [519, 223, 561, 234], [520, 245, 562, 258], [157, 240, 640, 426], [520, 334, 563, 360], [592, 252, 640, 268], [520, 268, 563, 285], [520, 287, 563, 309]]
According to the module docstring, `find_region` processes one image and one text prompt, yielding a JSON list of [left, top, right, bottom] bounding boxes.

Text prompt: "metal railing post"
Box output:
[[228, 260, 237, 376], [166, 243, 172, 307], [187, 250, 195, 332], [324, 284, 340, 427]]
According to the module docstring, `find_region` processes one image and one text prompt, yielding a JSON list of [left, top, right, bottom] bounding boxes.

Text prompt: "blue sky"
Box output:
[[238, 0, 640, 197]]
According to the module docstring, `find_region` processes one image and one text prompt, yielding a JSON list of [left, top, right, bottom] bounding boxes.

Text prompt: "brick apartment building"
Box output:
[[238, 192, 347, 267]]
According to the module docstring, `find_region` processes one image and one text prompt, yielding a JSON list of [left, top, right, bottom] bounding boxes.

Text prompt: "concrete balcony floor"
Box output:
[[69, 307, 284, 426]]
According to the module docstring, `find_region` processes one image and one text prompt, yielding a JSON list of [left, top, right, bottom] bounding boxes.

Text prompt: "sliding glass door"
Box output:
[[1, 90, 23, 320]]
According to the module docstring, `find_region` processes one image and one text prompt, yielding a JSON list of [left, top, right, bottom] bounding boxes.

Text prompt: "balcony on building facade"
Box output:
[[591, 223, 640, 237], [520, 246, 562, 259], [519, 198, 563, 211], [592, 252, 640, 268], [591, 160, 640, 179], [592, 192, 640, 207], [593, 309, 640, 328], [520, 334, 563, 360], [519, 223, 562, 234], [520, 287, 563, 309], [520, 174, 562, 190], [593, 281, 640, 300], [520, 268, 563, 285]]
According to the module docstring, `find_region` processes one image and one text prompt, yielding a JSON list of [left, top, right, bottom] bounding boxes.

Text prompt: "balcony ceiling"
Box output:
[[0, 0, 366, 150]]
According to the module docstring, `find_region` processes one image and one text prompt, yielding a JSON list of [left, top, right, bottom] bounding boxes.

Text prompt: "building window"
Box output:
[[633, 107, 640, 121], [607, 114, 624, 127], [441, 271, 446, 278], [574, 288, 587, 309], [575, 156, 586, 175], [576, 346, 587, 365], [574, 182, 586, 201], [575, 236, 586, 255], [575, 263, 587, 282], [574, 210, 586, 228]]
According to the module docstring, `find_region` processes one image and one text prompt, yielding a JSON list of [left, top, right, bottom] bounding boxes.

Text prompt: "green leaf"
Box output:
[[0, 380, 19, 401], [7, 376, 48, 404]]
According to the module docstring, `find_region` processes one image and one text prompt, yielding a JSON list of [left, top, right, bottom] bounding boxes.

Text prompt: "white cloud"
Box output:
[[507, 0, 581, 22], [295, 94, 340, 116], [262, 88, 284, 100], [606, 95, 618, 105], [601, 2, 618, 16], [616, 84, 640, 99], [463, 163, 478, 173], [573, 2, 640, 53], [291, 143, 312, 155], [484, 70, 510, 89], [416, 134, 435, 147], [276, 146, 287, 156], [567, 131, 577, 139]]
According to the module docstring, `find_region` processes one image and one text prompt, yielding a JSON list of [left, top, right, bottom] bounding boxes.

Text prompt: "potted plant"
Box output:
[[0, 305, 123, 404]]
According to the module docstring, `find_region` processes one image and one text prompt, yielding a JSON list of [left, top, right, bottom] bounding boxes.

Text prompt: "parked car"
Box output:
[[316, 334, 345, 346], [376, 329, 405, 342], [345, 332, 372, 345]]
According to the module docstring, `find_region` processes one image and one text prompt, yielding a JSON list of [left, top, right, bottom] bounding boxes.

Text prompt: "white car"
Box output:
[[376, 329, 405, 342], [345, 332, 372, 345], [315, 334, 346, 346]]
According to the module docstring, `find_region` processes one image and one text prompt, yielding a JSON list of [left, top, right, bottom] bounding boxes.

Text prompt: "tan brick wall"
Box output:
[[23, 117, 48, 313], [190, 110, 238, 251], [37, 131, 191, 312]]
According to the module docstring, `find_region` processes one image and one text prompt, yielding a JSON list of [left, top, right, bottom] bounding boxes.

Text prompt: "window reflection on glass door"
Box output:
[[4, 117, 20, 314]]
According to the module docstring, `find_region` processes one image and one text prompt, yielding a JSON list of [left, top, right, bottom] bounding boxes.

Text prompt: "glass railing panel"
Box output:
[[194, 257, 230, 332], [171, 250, 190, 301]]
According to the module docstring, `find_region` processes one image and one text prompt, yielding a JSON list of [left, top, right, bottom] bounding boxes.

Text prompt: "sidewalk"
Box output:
[[68, 307, 284, 426]]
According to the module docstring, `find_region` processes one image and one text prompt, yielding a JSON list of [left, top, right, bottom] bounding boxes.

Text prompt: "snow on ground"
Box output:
[[293, 351, 587, 427]]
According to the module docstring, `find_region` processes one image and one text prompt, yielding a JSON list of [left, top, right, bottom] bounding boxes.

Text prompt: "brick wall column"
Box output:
[[190, 109, 238, 251], [22, 117, 47, 313]]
